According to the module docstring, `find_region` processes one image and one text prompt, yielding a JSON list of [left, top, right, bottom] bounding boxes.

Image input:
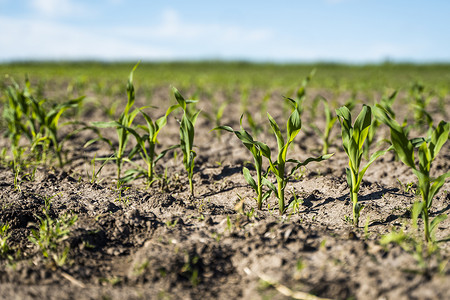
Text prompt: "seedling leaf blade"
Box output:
[[429, 121, 450, 160], [243, 167, 258, 192]]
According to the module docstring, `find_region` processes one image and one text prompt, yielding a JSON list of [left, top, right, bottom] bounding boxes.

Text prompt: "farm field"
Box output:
[[1, 62, 450, 299]]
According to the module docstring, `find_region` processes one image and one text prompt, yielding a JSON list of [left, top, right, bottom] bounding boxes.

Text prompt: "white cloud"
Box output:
[[115, 9, 273, 45], [29, 0, 87, 17], [0, 16, 173, 61]]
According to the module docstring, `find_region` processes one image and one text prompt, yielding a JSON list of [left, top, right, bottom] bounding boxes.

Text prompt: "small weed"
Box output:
[[29, 195, 78, 266], [0, 221, 11, 258], [165, 219, 178, 228]]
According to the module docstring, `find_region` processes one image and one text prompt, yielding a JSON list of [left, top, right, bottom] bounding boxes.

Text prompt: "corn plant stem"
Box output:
[[148, 142, 156, 183], [253, 154, 263, 210], [323, 142, 329, 156], [420, 183, 431, 242], [189, 177, 194, 196], [277, 179, 285, 213], [423, 207, 431, 243], [277, 164, 286, 214], [256, 169, 263, 210], [351, 191, 359, 226], [116, 159, 122, 186]]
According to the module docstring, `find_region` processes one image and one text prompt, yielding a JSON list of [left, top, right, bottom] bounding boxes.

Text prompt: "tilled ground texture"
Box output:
[[0, 85, 450, 300]]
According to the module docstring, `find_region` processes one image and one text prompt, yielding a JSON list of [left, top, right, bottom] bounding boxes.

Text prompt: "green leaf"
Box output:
[[287, 109, 302, 142], [380, 231, 407, 245], [429, 121, 449, 160], [429, 171, 450, 208], [262, 190, 272, 202], [92, 121, 120, 128], [353, 105, 372, 150], [336, 106, 352, 154], [243, 167, 258, 192], [125, 62, 139, 115], [84, 137, 112, 148], [255, 141, 271, 159], [213, 125, 234, 132], [418, 141, 431, 174], [372, 105, 416, 169], [172, 87, 186, 111], [430, 214, 447, 236], [288, 153, 334, 177], [345, 167, 353, 190], [267, 113, 284, 151], [262, 177, 277, 195], [155, 144, 179, 164], [411, 201, 423, 229], [357, 147, 392, 188]]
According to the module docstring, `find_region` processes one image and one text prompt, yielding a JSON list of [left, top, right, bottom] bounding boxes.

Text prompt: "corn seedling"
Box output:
[[86, 62, 143, 185], [123, 103, 180, 185], [380, 202, 445, 273], [173, 87, 200, 196], [409, 82, 433, 131], [374, 105, 450, 242], [3, 77, 84, 167], [214, 115, 272, 210], [310, 96, 338, 155], [30, 95, 85, 167], [336, 105, 391, 226], [202, 98, 228, 141], [262, 96, 332, 214], [3, 78, 31, 168]]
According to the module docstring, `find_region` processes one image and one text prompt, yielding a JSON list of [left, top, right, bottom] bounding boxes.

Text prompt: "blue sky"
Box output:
[[1, 0, 449, 63]]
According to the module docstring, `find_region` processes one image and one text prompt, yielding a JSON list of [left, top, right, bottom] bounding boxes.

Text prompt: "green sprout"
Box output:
[[173, 87, 200, 196], [374, 105, 450, 242], [0, 221, 11, 258], [310, 96, 338, 155], [261, 95, 332, 214], [123, 103, 180, 185], [85, 62, 142, 185], [3, 77, 83, 167], [336, 105, 391, 226], [214, 115, 272, 210], [29, 195, 78, 266]]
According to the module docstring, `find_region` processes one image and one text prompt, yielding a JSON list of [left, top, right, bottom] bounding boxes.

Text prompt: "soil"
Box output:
[[1, 85, 450, 300]]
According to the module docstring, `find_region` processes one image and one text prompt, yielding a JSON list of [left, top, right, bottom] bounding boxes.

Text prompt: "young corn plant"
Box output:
[[261, 95, 332, 214], [3, 77, 84, 167], [310, 96, 338, 155], [123, 103, 180, 184], [3, 78, 32, 166], [202, 97, 228, 142], [86, 62, 142, 185], [214, 115, 272, 209], [373, 105, 450, 243], [336, 105, 391, 226], [380, 201, 447, 273], [173, 87, 200, 196], [28, 94, 84, 167], [409, 82, 433, 131]]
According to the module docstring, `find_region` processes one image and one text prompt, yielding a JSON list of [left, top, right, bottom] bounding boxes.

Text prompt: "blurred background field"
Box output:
[[2, 62, 450, 93]]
